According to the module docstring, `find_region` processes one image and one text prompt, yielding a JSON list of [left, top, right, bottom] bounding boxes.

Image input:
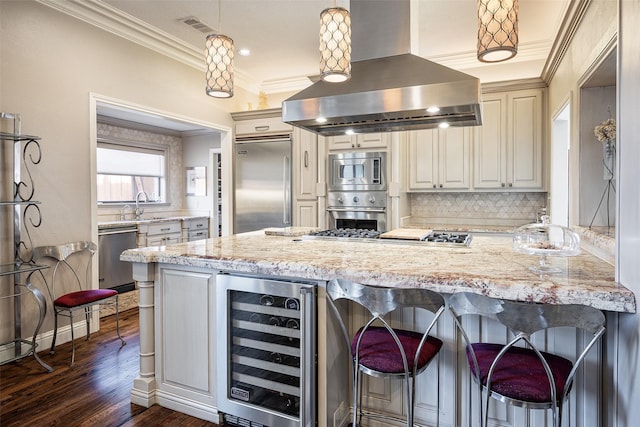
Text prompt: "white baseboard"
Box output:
[[0, 319, 95, 365]]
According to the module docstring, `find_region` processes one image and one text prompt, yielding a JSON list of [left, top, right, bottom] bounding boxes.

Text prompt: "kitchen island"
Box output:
[[121, 230, 635, 427]]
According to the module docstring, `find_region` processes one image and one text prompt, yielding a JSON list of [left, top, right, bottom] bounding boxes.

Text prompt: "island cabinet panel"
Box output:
[[474, 89, 544, 190], [154, 267, 219, 421], [407, 127, 472, 191]]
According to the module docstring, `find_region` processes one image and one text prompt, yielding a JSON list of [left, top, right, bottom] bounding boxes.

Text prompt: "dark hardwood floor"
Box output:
[[0, 308, 222, 427]]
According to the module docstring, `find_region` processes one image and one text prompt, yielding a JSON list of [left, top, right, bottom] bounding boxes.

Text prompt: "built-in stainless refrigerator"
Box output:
[[234, 136, 292, 233]]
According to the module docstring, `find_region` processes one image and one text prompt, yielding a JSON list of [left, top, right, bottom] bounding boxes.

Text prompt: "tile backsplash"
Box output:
[[409, 192, 547, 226]]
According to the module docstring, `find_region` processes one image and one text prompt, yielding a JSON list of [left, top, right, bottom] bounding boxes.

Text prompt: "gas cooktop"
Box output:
[[305, 228, 472, 246]]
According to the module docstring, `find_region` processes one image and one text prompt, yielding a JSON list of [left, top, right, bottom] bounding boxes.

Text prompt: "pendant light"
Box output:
[[319, 4, 351, 83], [205, 0, 234, 98], [477, 0, 518, 63]]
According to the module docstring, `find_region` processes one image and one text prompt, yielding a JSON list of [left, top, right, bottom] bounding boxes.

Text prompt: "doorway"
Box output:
[[550, 101, 571, 226]]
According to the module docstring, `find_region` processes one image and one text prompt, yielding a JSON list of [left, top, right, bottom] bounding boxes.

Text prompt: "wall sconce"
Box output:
[[477, 0, 519, 63], [319, 6, 351, 83]]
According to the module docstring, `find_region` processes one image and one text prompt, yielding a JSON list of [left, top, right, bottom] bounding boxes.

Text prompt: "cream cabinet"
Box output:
[[293, 127, 317, 201], [407, 127, 471, 191], [154, 266, 219, 420], [327, 132, 389, 151], [474, 89, 544, 190], [183, 217, 209, 242], [293, 127, 320, 227], [234, 115, 292, 137], [295, 201, 318, 227], [137, 221, 182, 247]]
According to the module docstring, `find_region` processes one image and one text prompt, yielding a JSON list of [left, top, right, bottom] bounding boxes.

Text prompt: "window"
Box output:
[[97, 141, 167, 203]]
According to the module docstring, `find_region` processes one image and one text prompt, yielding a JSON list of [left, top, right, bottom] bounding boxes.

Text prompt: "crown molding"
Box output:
[[36, 0, 254, 92], [428, 40, 554, 72], [541, 0, 592, 84]]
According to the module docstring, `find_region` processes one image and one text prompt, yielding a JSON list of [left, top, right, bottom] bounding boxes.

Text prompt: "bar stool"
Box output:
[[34, 241, 126, 366], [326, 279, 446, 427], [449, 292, 606, 427]]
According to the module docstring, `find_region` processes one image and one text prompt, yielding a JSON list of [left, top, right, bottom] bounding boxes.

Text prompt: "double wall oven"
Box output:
[[326, 151, 387, 232]]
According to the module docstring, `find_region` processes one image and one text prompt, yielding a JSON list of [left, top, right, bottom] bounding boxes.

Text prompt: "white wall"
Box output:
[[615, 1, 640, 426], [579, 86, 616, 226], [183, 133, 221, 213], [0, 1, 235, 342], [546, 0, 640, 425]]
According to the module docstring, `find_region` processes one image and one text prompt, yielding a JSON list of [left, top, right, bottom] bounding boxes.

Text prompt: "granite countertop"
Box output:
[[121, 228, 635, 313], [98, 215, 208, 229]]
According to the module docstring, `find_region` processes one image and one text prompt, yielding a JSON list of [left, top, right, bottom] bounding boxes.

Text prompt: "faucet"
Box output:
[[135, 191, 149, 220], [120, 204, 131, 221]]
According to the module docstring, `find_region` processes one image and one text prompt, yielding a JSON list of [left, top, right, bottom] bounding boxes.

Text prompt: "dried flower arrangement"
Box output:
[[594, 118, 616, 143]]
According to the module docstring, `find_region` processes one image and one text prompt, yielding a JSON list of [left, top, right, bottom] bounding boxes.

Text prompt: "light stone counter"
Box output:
[[98, 215, 209, 229], [121, 229, 635, 313]]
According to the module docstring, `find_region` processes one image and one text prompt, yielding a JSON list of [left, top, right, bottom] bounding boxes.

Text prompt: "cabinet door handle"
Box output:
[[439, 184, 443, 188], [304, 150, 309, 168], [501, 183, 506, 187], [508, 183, 513, 187], [351, 143, 355, 148], [433, 184, 437, 188], [255, 125, 269, 132]]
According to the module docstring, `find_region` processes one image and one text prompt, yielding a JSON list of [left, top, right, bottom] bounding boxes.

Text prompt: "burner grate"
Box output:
[[309, 228, 382, 239]]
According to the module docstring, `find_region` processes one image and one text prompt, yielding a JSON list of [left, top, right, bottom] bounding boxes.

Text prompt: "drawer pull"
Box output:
[[255, 125, 270, 132], [161, 227, 171, 232]]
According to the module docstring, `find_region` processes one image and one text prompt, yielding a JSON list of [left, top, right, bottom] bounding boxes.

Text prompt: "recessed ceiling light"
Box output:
[[238, 48, 250, 56], [316, 117, 327, 123], [427, 106, 440, 113], [345, 129, 355, 135], [438, 122, 450, 129]]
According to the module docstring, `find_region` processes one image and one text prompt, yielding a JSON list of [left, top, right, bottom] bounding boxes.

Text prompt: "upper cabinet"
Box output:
[[327, 133, 389, 151], [235, 116, 293, 137], [407, 127, 472, 191], [474, 89, 544, 190]]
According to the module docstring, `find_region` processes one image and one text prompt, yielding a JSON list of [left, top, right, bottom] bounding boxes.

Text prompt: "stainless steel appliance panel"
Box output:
[[235, 138, 292, 233], [97, 226, 137, 291], [328, 151, 386, 191], [217, 274, 316, 427]]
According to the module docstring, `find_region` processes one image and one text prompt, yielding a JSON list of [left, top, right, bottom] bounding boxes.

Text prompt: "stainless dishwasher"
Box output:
[[98, 225, 137, 292]]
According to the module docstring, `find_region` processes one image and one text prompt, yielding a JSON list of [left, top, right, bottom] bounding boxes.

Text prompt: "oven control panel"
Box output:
[[327, 190, 387, 209]]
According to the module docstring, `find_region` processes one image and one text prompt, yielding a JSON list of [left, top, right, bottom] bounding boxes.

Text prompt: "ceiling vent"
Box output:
[[180, 16, 215, 34]]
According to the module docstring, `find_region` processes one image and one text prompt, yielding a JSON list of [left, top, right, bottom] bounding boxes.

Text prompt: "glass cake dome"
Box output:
[[512, 216, 581, 274]]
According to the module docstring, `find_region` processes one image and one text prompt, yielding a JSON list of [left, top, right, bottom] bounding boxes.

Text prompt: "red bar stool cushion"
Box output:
[[54, 289, 118, 308], [352, 326, 443, 374], [468, 343, 574, 403]]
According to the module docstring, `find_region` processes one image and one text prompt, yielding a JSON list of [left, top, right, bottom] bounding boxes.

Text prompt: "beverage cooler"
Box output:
[[216, 274, 317, 427]]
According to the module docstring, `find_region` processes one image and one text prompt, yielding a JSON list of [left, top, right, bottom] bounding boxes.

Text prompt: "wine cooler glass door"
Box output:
[[216, 274, 316, 427]]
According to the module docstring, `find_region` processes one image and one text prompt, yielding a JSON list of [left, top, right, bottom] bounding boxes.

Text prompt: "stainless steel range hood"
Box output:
[[282, 0, 482, 136]]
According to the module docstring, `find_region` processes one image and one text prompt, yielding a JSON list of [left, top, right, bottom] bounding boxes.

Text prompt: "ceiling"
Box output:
[[96, 0, 571, 92], [70, 0, 576, 131]]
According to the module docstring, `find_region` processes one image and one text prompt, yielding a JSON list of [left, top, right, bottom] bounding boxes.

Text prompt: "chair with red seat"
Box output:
[[34, 241, 125, 366], [326, 278, 446, 427], [448, 292, 606, 427]]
